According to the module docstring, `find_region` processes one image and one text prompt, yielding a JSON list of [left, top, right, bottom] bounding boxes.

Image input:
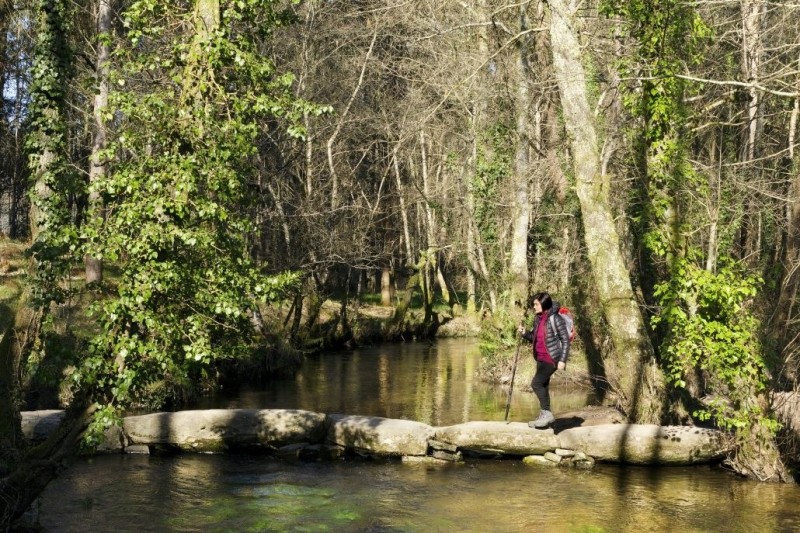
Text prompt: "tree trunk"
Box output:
[[182, 0, 220, 103], [730, 394, 792, 482], [0, 285, 33, 477], [419, 130, 451, 308], [464, 137, 482, 315], [28, 0, 69, 241], [327, 29, 377, 210], [475, 233, 497, 313], [380, 266, 394, 306], [194, 0, 220, 36], [1, 403, 95, 530], [775, 59, 800, 362], [509, 1, 532, 310], [462, 0, 495, 315], [85, 0, 112, 283], [392, 146, 414, 265], [741, 0, 764, 164], [547, 0, 666, 423], [0, 2, 9, 164], [738, 0, 765, 263], [265, 180, 292, 249], [29, 152, 55, 241]]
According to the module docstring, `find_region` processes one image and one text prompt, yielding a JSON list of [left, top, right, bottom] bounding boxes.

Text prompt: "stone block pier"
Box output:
[[21, 408, 728, 469]]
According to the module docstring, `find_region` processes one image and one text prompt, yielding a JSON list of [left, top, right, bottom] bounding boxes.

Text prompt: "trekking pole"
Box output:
[[504, 331, 523, 422]]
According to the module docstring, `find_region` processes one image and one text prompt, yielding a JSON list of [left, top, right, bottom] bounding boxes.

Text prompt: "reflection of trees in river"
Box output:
[[208, 339, 592, 425], [38, 451, 800, 531], [291, 340, 486, 425]]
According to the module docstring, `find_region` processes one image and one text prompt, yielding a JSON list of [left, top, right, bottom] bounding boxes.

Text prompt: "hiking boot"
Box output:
[[528, 410, 555, 429]]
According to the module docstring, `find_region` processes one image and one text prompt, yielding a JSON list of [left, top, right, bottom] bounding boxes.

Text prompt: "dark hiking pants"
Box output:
[[531, 360, 557, 411]]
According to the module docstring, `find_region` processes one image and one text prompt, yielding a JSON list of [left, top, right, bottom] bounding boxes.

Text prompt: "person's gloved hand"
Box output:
[[557, 361, 566, 371]]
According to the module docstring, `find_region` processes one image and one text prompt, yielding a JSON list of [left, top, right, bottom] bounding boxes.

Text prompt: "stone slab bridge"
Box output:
[[21, 408, 728, 469]]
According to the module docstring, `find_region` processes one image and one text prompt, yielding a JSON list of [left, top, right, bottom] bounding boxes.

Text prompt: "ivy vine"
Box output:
[[73, 0, 328, 443]]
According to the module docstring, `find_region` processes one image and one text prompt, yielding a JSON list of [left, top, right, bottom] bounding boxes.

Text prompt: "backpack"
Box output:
[[549, 307, 576, 342]]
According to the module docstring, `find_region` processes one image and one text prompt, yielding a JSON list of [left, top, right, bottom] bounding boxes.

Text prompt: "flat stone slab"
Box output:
[[20, 409, 727, 466], [21, 410, 65, 441], [326, 414, 434, 456], [435, 421, 559, 455], [557, 424, 727, 465], [124, 409, 327, 452], [21, 409, 123, 451]]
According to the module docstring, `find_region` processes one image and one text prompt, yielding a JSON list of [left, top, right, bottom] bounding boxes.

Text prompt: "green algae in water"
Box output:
[[231, 483, 336, 499], [333, 509, 360, 521], [171, 481, 364, 532], [243, 520, 332, 533], [571, 525, 609, 533]]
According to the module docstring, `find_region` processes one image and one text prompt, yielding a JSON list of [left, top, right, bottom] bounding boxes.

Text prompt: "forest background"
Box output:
[[3, 0, 800, 526]]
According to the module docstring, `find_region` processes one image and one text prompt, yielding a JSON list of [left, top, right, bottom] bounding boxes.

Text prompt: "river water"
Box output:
[[35, 338, 800, 532]]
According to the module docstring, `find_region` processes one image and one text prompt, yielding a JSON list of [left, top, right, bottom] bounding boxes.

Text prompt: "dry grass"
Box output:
[[0, 238, 27, 276], [0, 239, 26, 314]]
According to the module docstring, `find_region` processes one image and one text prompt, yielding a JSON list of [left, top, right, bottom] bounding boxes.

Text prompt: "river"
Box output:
[[34, 338, 800, 532]]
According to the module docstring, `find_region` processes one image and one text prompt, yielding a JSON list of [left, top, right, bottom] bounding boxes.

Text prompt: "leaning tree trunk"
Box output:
[[1, 403, 95, 530], [10, 0, 71, 469], [0, 285, 33, 477], [547, 0, 666, 423]]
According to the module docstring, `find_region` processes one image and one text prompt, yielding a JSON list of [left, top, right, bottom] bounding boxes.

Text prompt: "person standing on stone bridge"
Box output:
[[517, 292, 571, 429]]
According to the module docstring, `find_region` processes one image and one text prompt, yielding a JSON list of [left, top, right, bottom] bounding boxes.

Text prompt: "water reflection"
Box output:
[[196, 338, 593, 425], [33, 339, 800, 532], [38, 454, 800, 532]]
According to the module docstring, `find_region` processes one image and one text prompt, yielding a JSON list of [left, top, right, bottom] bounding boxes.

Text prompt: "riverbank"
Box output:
[[4, 237, 585, 412]]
